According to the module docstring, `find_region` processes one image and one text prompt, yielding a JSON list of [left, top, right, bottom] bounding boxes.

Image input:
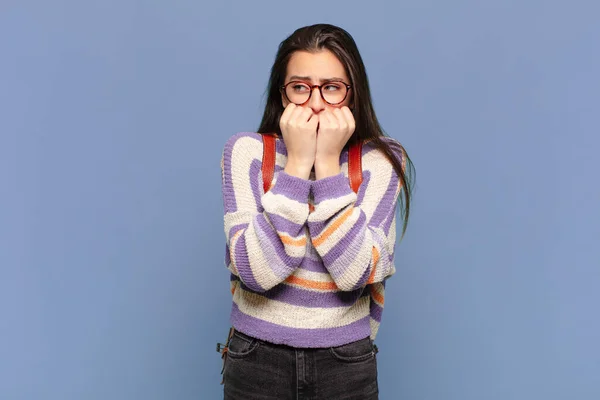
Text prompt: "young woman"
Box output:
[[219, 23, 414, 400]]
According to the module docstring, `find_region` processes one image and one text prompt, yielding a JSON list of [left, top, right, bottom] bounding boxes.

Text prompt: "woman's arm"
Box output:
[[307, 142, 404, 291], [221, 133, 311, 293]]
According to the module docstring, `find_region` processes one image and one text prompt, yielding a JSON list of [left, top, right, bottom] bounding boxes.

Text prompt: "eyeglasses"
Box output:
[[280, 81, 352, 106]]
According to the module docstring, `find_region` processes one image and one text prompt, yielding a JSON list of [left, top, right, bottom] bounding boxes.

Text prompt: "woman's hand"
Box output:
[[279, 104, 319, 180], [314, 106, 356, 179]]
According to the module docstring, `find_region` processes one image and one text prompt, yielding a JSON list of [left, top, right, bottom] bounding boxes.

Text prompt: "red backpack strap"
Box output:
[[348, 141, 363, 193], [261, 134, 277, 193]]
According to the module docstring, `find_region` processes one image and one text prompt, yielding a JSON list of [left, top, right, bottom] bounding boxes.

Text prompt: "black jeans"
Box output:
[[223, 330, 379, 400]]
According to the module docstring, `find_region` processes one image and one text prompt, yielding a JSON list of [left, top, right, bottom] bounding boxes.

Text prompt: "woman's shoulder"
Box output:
[[360, 136, 406, 175], [362, 135, 402, 151], [362, 136, 404, 160], [224, 131, 263, 148], [222, 132, 266, 159], [223, 132, 286, 160]]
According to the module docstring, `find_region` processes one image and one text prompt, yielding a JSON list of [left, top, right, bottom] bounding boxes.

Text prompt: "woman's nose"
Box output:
[[308, 87, 326, 113]]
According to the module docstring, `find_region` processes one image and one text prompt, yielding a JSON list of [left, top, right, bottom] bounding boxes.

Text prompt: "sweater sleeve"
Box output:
[[221, 133, 311, 293], [307, 143, 404, 291]]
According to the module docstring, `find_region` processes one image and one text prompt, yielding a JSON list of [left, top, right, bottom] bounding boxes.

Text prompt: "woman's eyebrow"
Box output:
[[288, 75, 346, 83]]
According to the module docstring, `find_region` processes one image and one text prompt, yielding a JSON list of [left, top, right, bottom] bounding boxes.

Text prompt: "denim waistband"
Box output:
[[232, 328, 371, 349]]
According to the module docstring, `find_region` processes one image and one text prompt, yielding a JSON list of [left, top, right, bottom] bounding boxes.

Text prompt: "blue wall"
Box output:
[[1, 1, 598, 399]]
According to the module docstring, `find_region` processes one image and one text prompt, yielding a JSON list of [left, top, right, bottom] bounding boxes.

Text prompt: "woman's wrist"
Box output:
[[284, 158, 313, 180], [314, 154, 341, 180]]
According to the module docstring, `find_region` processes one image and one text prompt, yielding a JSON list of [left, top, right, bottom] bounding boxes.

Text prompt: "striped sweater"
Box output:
[[220, 132, 404, 348]]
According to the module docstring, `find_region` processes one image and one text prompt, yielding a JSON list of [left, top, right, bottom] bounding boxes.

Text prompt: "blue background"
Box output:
[[1, 1, 598, 399]]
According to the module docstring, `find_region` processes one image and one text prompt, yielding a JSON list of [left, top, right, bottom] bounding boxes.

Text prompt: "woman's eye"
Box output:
[[293, 85, 309, 92], [324, 84, 341, 91]]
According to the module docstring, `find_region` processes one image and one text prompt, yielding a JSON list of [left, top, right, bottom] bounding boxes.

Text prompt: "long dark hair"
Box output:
[[258, 23, 415, 237]]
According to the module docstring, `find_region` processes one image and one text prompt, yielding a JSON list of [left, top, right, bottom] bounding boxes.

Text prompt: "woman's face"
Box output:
[[282, 49, 352, 114]]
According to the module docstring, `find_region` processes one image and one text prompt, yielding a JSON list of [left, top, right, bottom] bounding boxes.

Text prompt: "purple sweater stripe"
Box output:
[[269, 171, 312, 202], [361, 140, 379, 155], [370, 301, 383, 323], [368, 172, 400, 227], [225, 244, 231, 266], [299, 257, 328, 273], [308, 203, 362, 240], [307, 218, 329, 235], [231, 221, 299, 290], [339, 150, 349, 165], [227, 222, 248, 239], [319, 210, 367, 267], [382, 205, 396, 235], [231, 303, 372, 348], [275, 137, 288, 156], [221, 151, 237, 214], [322, 219, 382, 287], [232, 233, 262, 291], [238, 281, 367, 308], [222, 132, 262, 213], [255, 216, 305, 272], [249, 159, 263, 211], [311, 173, 354, 204], [267, 214, 305, 236], [351, 263, 373, 291]]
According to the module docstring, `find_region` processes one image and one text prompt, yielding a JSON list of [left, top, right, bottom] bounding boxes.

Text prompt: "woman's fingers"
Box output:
[[340, 106, 356, 135], [307, 112, 319, 129], [332, 108, 349, 132], [279, 103, 296, 125], [319, 109, 335, 130], [297, 106, 315, 124]]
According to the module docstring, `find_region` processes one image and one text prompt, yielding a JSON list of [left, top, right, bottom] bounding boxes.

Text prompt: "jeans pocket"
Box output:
[[226, 331, 260, 359], [329, 337, 376, 363]]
